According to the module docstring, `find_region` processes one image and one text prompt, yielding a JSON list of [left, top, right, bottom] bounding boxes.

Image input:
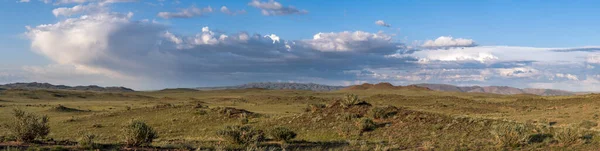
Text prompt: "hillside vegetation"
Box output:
[[0, 83, 599, 150]]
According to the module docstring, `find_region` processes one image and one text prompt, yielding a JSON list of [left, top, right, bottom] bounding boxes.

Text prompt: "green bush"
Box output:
[[358, 118, 377, 132], [490, 123, 528, 147], [216, 125, 265, 146], [2, 109, 49, 142], [371, 106, 398, 119], [269, 127, 297, 142], [78, 133, 97, 149], [122, 120, 158, 147], [342, 94, 360, 108]]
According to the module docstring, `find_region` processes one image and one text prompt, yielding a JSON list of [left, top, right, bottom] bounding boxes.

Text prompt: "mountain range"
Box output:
[[196, 82, 345, 91], [0, 82, 579, 96], [0, 82, 134, 92], [412, 83, 575, 96]]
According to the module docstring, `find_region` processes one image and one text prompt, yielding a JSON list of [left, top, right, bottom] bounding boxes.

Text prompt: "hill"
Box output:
[[413, 83, 575, 96], [196, 82, 345, 91], [0, 82, 134, 92]]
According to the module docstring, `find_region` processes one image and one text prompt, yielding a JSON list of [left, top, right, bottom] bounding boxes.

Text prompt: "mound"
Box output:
[[342, 82, 431, 91], [49, 105, 85, 112], [211, 107, 256, 118]]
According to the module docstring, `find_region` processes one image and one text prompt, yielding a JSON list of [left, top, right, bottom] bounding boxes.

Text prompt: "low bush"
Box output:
[[342, 94, 360, 108], [122, 120, 158, 147], [554, 128, 583, 146], [2, 109, 49, 142], [578, 120, 597, 129], [490, 123, 528, 148], [217, 125, 265, 146], [78, 133, 97, 149], [370, 106, 398, 119], [269, 127, 297, 142], [358, 118, 377, 132]]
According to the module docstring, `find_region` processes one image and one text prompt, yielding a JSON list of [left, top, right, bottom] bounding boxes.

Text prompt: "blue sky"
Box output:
[[2, 0, 600, 91]]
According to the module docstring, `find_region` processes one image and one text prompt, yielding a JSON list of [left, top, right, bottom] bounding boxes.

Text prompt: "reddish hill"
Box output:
[[343, 82, 431, 91]]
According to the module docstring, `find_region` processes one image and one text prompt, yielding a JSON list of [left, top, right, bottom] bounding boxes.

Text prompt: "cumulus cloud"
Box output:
[[375, 20, 390, 27], [24, 12, 410, 89], [248, 0, 308, 16], [300, 31, 398, 53], [220, 6, 246, 16], [422, 36, 476, 48], [157, 6, 213, 19]]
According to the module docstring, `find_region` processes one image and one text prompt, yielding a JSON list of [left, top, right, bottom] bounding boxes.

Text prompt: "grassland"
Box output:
[[1, 87, 600, 150]]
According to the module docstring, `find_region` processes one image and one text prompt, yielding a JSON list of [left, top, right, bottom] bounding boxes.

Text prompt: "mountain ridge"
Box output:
[[413, 83, 575, 96], [0, 82, 135, 92], [196, 82, 345, 91]]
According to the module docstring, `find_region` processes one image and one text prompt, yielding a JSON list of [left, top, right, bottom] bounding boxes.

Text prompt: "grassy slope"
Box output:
[[0, 88, 600, 150]]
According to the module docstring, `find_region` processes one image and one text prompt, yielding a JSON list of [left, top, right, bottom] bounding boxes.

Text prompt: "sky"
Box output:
[[2, 0, 600, 91]]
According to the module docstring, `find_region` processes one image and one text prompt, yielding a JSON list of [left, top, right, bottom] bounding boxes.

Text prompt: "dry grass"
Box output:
[[1, 88, 600, 150]]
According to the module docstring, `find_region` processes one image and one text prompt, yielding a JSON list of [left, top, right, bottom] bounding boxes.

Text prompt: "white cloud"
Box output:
[[248, 0, 307, 16], [555, 73, 579, 80], [422, 36, 476, 48], [496, 67, 540, 78], [220, 6, 246, 16], [375, 20, 390, 27], [24, 12, 409, 89], [52, 4, 104, 16], [48, 0, 135, 5], [18, 0, 31, 3], [157, 6, 213, 19], [300, 31, 397, 53]]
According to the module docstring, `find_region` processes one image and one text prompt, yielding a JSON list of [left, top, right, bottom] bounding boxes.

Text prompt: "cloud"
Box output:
[[52, 3, 104, 16], [375, 20, 390, 27], [555, 73, 579, 80], [47, 0, 136, 5], [248, 0, 308, 16], [158, 6, 213, 19], [18, 0, 30, 3], [300, 31, 398, 53], [220, 6, 246, 16], [24, 12, 410, 89], [422, 36, 476, 48]]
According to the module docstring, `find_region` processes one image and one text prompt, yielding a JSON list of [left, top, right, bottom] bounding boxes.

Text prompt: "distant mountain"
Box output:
[[413, 83, 575, 96], [342, 82, 431, 91], [196, 82, 345, 91], [0, 82, 134, 92]]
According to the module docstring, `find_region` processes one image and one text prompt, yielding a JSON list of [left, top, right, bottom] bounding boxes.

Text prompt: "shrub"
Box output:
[[304, 103, 326, 112], [269, 127, 297, 142], [240, 117, 249, 125], [578, 120, 597, 129], [216, 125, 265, 146], [490, 123, 528, 147], [2, 109, 49, 142], [358, 118, 377, 132], [342, 94, 360, 108], [78, 133, 97, 149], [554, 128, 583, 146], [122, 120, 158, 147]]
